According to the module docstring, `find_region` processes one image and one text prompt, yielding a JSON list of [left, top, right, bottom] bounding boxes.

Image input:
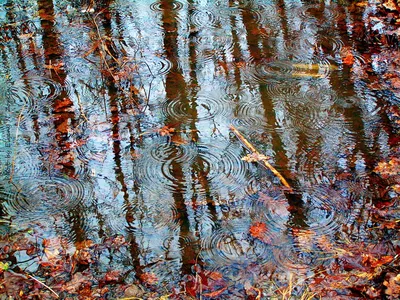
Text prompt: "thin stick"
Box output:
[[27, 274, 59, 298], [229, 125, 293, 192]]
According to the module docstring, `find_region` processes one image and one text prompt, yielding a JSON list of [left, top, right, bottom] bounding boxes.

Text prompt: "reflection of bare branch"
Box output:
[[10, 105, 25, 182]]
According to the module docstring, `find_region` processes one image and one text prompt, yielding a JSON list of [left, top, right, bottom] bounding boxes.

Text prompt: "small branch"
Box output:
[[229, 125, 293, 192], [27, 274, 59, 298]]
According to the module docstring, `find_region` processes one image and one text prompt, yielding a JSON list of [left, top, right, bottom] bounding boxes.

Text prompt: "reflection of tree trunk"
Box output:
[[38, 0, 77, 176], [98, 5, 143, 278], [240, 5, 290, 179], [161, 0, 208, 276], [5, 1, 41, 141], [229, 0, 243, 88], [161, 0, 194, 275]]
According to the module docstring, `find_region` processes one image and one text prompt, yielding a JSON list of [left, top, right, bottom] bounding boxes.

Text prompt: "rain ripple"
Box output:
[[134, 137, 198, 193], [149, 0, 186, 12], [200, 227, 274, 266], [160, 94, 232, 122], [0, 176, 93, 221], [190, 9, 220, 29]]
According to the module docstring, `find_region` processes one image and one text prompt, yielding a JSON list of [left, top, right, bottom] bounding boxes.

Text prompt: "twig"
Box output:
[[229, 125, 293, 192], [10, 105, 25, 182], [27, 274, 59, 298]]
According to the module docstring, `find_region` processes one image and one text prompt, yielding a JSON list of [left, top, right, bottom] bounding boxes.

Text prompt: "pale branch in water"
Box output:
[[229, 125, 293, 192]]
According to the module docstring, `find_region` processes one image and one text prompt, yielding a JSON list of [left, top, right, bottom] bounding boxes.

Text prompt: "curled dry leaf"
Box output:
[[374, 158, 400, 176], [384, 272, 400, 298]]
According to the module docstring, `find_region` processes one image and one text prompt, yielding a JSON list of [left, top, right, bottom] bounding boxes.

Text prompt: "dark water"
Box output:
[[0, 0, 399, 298]]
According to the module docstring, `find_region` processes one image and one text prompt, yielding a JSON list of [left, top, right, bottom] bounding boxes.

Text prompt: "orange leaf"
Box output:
[[249, 222, 267, 239], [207, 271, 223, 281]]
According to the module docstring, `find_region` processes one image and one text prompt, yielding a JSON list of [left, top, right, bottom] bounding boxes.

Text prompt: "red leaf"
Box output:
[[104, 270, 120, 282], [202, 286, 227, 298], [140, 272, 158, 285]]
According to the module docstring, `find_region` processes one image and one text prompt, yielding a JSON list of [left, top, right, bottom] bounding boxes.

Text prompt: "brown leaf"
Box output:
[[384, 272, 400, 298], [62, 272, 91, 293], [156, 125, 175, 136], [171, 134, 188, 145], [75, 240, 93, 250], [104, 270, 120, 282], [53, 98, 73, 111]]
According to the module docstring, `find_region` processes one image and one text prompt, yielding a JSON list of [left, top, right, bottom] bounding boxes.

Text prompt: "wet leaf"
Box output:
[[53, 97, 73, 111], [202, 286, 227, 298], [292, 229, 316, 251], [374, 158, 400, 177], [383, 0, 397, 11], [362, 254, 393, 268], [154, 125, 175, 136], [249, 222, 267, 239], [104, 270, 120, 282], [44, 248, 60, 261], [140, 272, 158, 285], [249, 222, 273, 244], [62, 272, 90, 293], [0, 261, 9, 272], [207, 271, 223, 281], [75, 240, 94, 250], [390, 77, 400, 89], [171, 134, 188, 145]]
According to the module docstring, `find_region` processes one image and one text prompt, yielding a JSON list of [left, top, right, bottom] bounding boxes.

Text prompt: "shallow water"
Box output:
[[0, 0, 399, 298]]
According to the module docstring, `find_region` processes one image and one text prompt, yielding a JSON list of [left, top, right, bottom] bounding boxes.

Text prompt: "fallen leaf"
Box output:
[[249, 222, 267, 239], [384, 272, 400, 298], [202, 286, 227, 298], [156, 125, 175, 136], [104, 270, 120, 282], [383, 0, 397, 11], [374, 158, 400, 177], [140, 272, 158, 285]]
